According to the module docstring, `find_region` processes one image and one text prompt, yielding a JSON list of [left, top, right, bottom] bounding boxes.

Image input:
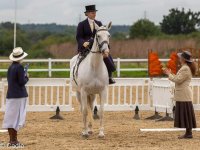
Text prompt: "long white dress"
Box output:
[[2, 98, 27, 131]]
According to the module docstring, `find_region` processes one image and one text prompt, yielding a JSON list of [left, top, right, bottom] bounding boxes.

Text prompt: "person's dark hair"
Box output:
[[186, 61, 196, 76]]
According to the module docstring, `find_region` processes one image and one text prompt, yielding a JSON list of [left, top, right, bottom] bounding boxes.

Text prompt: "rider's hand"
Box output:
[[103, 52, 109, 58], [83, 42, 90, 48]]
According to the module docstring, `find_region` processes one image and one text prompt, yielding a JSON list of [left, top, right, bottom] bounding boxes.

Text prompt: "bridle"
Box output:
[[90, 28, 109, 54]]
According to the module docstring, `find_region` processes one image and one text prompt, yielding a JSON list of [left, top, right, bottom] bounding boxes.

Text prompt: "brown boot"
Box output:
[[8, 128, 22, 147], [8, 128, 16, 146], [13, 129, 18, 143], [8, 128, 14, 143], [185, 128, 193, 138], [178, 128, 193, 139]]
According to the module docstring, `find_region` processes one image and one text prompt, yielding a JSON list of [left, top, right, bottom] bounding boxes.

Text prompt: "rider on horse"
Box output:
[[76, 5, 116, 84]]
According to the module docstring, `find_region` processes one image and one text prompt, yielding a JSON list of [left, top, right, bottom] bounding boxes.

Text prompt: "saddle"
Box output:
[[72, 49, 90, 85]]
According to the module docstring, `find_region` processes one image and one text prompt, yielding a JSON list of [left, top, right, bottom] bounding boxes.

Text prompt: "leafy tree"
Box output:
[[160, 8, 200, 34], [130, 19, 160, 39]]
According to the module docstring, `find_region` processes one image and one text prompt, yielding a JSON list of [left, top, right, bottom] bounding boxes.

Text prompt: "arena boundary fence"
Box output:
[[151, 78, 200, 113], [0, 78, 74, 112], [0, 78, 200, 112]]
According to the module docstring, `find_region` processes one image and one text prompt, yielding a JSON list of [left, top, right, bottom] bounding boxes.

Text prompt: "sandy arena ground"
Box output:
[[0, 107, 200, 150], [0, 82, 200, 150]]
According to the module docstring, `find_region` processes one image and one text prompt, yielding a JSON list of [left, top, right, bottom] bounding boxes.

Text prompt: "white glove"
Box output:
[[83, 42, 90, 48]]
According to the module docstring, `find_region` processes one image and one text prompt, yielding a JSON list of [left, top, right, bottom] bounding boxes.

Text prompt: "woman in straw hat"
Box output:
[[163, 51, 197, 139], [2, 47, 29, 146]]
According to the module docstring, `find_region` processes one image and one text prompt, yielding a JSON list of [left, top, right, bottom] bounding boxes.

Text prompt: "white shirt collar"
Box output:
[[88, 18, 94, 24]]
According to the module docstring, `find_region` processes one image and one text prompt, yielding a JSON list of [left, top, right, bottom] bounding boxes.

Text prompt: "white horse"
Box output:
[[70, 22, 112, 138]]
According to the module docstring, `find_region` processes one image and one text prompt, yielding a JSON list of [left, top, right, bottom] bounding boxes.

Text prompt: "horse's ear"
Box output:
[[94, 23, 100, 31], [106, 21, 112, 30]]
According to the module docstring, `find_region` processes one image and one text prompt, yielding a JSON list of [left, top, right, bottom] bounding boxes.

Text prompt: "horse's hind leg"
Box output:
[[87, 94, 95, 134], [81, 89, 89, 137]]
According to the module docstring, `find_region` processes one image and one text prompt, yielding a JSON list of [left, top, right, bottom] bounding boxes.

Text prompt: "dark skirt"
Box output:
[[174, 101, 197, 129]]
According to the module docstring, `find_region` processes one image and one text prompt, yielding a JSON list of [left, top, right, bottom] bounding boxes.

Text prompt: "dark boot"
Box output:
[[8, 128, 22, 147], [13, 129, 18, 143], [8, 128, 14, 143], [103, 56, 116, 84], [185, 128, 193, 138], [108, 71, 115, 84], [8, 128, 17, 146], [178, 128, 193, 139]]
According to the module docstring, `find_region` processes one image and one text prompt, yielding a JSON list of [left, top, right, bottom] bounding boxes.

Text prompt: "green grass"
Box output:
[[0, 62, 149, 78]]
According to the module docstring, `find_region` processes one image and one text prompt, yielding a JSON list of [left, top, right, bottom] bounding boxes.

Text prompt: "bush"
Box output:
[[130, 19, 161, 39]]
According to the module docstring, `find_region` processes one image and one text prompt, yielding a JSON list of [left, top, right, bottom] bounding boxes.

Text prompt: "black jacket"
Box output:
[[6, 62, 29, 98], [76, 19, 102, 52]]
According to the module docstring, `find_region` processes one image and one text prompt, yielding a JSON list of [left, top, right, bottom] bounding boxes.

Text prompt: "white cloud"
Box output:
[[0, 0, 199, 25]]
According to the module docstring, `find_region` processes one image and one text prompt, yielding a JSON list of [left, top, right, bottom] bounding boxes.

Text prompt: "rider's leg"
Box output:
[[103, 55, 116, 84]]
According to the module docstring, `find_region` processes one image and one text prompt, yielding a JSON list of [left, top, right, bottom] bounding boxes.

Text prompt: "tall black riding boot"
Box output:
[[108, 71, 115, 84], [103, 56, 116, 84]]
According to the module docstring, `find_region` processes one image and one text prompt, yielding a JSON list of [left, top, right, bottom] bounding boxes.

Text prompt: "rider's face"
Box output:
[[86, 11, 96, 20]]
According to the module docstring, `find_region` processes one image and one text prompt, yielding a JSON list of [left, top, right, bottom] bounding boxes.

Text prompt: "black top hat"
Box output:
[[85, 5, 98, 13], [177, 51, 193, 63]]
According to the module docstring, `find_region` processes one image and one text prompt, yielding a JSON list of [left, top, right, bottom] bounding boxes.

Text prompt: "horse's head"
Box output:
[[93, 22, 112, 55]]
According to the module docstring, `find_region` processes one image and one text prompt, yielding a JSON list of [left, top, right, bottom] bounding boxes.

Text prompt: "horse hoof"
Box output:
[[98, 133, 105, 138], [82, 134, 89, 138], [88, 130, 93, 135], [82, 131, 89, 138]]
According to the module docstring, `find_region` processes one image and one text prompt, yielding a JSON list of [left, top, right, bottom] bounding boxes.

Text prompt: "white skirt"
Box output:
[[2, 98, 27, 131]]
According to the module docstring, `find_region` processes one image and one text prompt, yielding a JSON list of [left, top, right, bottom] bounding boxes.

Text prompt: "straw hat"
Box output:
[[9, 47, 28, 62]]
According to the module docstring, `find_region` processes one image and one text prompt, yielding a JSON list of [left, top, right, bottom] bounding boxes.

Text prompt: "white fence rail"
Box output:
[[0, 78, 200, 112], [0, 58, 170, 77], [94, 78, 151, 111], [0, 78, 74, 112]]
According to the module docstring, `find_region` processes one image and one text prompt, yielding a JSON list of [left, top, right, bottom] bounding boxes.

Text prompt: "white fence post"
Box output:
[[0, 78, 200, 112], [117, 58, 120, 77], [48, 58, 52, 77]]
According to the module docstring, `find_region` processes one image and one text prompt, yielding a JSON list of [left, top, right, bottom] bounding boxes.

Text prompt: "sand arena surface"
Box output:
[[0, 82, 200, 150], [0, 108, 200, 150]]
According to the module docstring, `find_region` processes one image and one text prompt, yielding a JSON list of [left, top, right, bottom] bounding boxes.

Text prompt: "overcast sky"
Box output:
[[0, 0, 199, 25]]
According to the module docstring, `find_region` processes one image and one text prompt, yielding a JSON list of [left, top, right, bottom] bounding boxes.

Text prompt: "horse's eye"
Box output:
[[97, 35, 100, 38], [108, 35, 111, 38]]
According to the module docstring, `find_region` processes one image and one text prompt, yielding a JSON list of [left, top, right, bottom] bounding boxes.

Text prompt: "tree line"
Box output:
[[0, 8, 200, 58]]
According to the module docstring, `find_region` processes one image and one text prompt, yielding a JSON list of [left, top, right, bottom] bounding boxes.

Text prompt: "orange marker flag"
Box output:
[[167, 52, 178, 74], [149, 51, 163, 76]]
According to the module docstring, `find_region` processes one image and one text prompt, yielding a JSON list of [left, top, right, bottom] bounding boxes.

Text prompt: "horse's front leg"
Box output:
[[98, 87, 107, 138], [76, 91, 82, 112], [87, 94, 94, 134], [81, 88, 89, 137]]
